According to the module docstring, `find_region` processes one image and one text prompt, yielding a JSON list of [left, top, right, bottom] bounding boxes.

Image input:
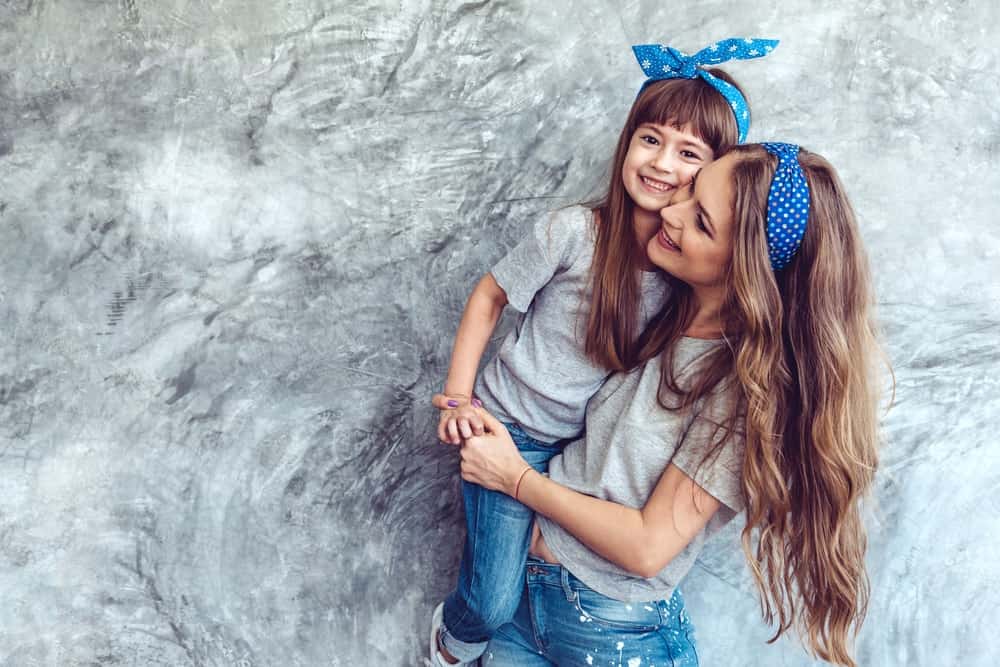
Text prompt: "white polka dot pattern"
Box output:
[[761, 142, 810, 271], [632, 38, 780, 144]]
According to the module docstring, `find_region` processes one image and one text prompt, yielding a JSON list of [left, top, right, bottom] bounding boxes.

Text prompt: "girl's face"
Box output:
[[646, 153, 736, 288], [621, 121, 714, 220]]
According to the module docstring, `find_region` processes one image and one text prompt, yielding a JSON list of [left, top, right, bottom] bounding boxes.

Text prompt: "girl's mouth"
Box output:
[[641, 176, 673, 194], [656, 228, 681, 253]]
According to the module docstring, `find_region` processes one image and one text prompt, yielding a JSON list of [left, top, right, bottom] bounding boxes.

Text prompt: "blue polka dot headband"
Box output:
[[761, 142, 810, 271], [632, 38, 779, 144]]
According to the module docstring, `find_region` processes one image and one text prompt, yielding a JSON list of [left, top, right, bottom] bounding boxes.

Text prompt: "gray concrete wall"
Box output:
[[1, 1, 997, 664]]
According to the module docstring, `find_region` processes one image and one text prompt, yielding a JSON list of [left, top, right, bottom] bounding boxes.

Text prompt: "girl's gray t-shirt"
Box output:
[[538, 337, 746, 602], [474, 206, 669, 443]]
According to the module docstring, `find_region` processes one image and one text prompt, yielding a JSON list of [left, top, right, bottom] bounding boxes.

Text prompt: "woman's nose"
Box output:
[[660, 204, 683, 229], [669, 183, 691, 205]]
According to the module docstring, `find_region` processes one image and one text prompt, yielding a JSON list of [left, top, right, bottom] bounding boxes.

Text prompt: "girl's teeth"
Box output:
[[643, 177, 669, 192]]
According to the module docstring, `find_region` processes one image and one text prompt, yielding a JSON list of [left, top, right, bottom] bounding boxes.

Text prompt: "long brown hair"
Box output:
[[584, 70, 745, 371], [641, 145, 883, 666]]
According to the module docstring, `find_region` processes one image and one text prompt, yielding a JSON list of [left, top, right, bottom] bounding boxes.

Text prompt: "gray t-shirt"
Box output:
[[538, 337, 745, 602], [474, 206, 669, 443]]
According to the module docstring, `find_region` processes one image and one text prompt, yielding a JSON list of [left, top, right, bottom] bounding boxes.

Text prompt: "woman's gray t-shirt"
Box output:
[[538, 337, 746, 602], [474, 206, 669, 443]]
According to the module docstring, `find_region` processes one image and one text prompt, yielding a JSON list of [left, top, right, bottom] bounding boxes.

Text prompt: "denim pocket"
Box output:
[[572, 588, 663, 632]]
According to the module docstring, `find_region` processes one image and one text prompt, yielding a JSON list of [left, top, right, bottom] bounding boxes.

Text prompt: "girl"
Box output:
[[430, 39, 778, 666], [458, 144, 882, 667]]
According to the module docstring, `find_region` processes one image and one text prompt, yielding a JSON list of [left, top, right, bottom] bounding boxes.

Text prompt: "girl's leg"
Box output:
[[481, 576, 553, 666], [439, 424, 562, 662], [517, 560, 699, 667]]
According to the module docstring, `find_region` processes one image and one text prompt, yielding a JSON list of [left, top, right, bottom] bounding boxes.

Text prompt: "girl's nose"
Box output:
[[651, 149, 674, 173]]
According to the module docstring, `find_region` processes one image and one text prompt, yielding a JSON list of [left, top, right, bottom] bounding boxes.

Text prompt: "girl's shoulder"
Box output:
[[542, 205, 597, 247], [548, 204, 594, 229]]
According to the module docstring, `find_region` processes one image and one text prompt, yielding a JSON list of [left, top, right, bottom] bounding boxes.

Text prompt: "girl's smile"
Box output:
[[640, 175, 675, 194]]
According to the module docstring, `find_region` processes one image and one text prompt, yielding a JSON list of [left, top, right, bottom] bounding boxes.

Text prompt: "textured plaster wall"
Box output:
[[1, 0, 998, 665]]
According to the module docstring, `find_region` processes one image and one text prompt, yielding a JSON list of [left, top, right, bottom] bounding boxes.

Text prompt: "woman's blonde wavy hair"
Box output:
[[637, 144, 884, 667]]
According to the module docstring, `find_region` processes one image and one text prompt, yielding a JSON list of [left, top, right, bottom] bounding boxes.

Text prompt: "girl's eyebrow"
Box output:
[[679, 138, 708, 150]]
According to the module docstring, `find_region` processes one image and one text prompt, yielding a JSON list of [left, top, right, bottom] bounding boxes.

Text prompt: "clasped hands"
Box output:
[[432, 393, 527, 497]]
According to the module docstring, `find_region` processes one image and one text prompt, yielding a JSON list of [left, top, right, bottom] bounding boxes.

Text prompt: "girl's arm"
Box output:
[[436, 273, 508, 444], [461, 411, 721, 578]]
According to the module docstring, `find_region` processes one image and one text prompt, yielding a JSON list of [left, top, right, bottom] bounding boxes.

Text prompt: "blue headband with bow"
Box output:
[[761, 142, 810, 271], [632, 38, 779, 143]]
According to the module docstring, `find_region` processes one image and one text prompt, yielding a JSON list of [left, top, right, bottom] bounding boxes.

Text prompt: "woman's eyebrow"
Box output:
[[689, 171, 717, 235], [697, 202, 717, 236], [689, 170, 700, 192]]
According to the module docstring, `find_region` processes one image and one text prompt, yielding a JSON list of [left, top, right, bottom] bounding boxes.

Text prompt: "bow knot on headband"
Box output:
[[761, 142, 810, 271], [632, 38, 779, 143]]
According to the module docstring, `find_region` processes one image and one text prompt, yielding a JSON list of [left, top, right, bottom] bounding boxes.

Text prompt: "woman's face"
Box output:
[[646, 152, 737, 288]]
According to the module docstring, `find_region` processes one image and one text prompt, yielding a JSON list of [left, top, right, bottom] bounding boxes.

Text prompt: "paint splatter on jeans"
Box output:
[[484, 558, 698, 666]]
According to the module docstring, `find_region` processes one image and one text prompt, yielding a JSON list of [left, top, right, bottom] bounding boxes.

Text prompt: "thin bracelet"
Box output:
[[513, 465, 533, 500]]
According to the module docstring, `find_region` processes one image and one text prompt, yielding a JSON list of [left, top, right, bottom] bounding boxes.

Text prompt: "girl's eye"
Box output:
[[681, 150, 702, 160], [641, 135, 659, 145]]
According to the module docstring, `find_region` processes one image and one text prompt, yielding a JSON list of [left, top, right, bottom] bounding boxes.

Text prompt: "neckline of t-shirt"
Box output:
[[679, 334, 724, 344], [639, 268, 666, 282]]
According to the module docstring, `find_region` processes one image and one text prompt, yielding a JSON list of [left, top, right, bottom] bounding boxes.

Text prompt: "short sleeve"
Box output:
[[490, 207, 589, 313], [670, 391, 745, 512]]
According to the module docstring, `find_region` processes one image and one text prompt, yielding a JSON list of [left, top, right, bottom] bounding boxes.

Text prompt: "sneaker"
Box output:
[[428, 602, 472, 666]]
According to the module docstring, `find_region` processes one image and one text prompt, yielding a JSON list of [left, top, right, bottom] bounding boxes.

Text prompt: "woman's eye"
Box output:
[[696, 213, 710, 235], [641, 135, 659, 145]]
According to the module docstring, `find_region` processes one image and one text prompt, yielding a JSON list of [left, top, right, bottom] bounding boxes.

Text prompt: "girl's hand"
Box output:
[[432, 393, 486, 445], [458, 410, 529, 497]]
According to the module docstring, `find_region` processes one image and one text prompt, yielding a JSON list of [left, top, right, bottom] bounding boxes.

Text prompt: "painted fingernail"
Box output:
[[472, 398, 482, 408], [447, 399, 459, 408]]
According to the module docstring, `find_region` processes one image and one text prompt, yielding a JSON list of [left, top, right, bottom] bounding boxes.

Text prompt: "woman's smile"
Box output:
[[655, 226, 681, 252]]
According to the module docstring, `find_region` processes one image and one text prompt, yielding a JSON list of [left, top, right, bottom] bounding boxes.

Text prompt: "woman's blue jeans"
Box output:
[[483, 558, 699, 666], [440, 423, 564, 662]]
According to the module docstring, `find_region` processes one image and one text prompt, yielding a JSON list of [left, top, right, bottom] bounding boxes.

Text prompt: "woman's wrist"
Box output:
[[512, 465, 533, 499]]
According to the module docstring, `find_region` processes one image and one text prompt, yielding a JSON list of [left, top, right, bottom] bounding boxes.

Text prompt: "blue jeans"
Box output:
[[483, 558, 699, 666], [441, 423, 564, 662]]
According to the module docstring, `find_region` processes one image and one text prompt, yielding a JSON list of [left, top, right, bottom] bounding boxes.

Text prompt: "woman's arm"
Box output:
[[434, 274, 508, 444], [460, 411, 722, 578], [517, 464, 720, 578]]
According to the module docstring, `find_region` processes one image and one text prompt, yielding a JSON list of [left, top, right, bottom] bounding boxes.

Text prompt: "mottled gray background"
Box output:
[[1, 0, 998, 665]]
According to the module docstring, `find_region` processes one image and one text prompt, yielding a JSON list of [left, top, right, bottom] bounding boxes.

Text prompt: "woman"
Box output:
[[441, 143, 882, 666]]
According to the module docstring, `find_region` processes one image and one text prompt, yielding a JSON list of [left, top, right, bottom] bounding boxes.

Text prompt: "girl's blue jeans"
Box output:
[[440, 423, 564, 662], [483, 558, 699, 666]]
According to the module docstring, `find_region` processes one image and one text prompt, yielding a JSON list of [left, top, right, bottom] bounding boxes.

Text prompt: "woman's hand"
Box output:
[[458, 410, 530, 497]]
